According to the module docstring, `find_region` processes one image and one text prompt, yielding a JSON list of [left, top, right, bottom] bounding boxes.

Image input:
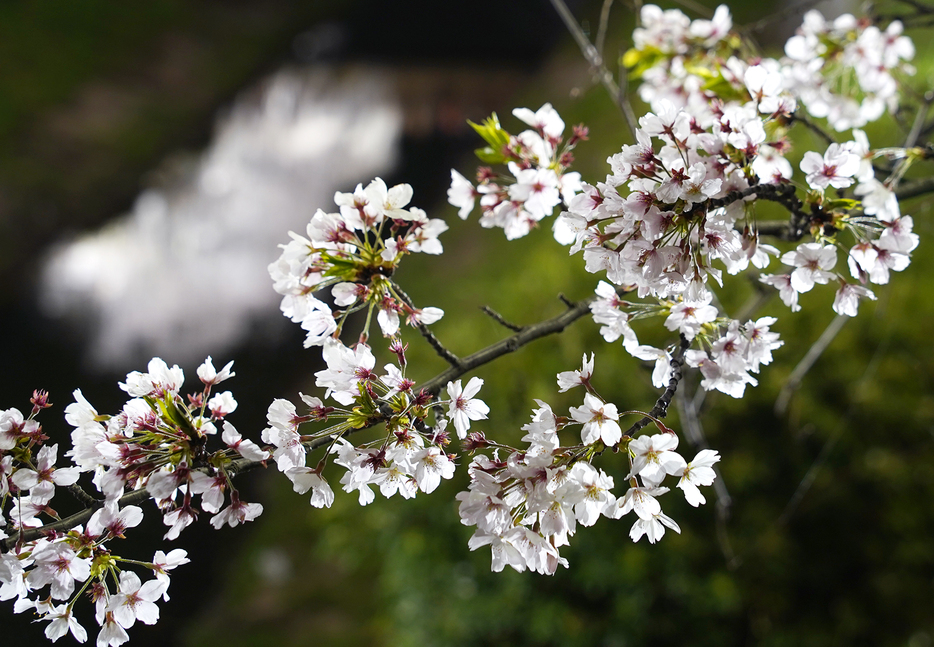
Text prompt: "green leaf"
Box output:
[[474, 146, 508, 165], [622, 45, 666, 79], [468, 113, 511, 150], [824, 198, 860, 211]]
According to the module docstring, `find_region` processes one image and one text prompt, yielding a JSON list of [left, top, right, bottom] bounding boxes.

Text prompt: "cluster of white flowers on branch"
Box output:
[[2, 3, 932, 644]]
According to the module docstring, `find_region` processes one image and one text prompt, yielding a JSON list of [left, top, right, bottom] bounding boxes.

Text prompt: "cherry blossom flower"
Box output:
[[108, 572, 166, 629], [570, 394, 621, 446], [26, 542, 91, 600], [286, 468, 335, 508], [445, 377, 490, 439], [833, 282, 876, 316], [412, 447, 456, 494], [41, 602, 88, 643], [88, 503, 144, 539], [11, 444, 80, 499], [628, 433, 687, 486], [513, 103, 565, 139], [210, 495, 264, 529], [447, 169, 477, 219], [556, 353, 594, 392], [630, 511, 681, 543], [196, 356, 235, 386], [781, 243, 837, 293], [800, 144, 861, 190], [677, 449, 721, 506]]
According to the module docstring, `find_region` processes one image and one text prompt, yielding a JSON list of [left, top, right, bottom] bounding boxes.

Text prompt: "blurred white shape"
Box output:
[[254, 547, 292, 585], [40, 67, 402, 368]]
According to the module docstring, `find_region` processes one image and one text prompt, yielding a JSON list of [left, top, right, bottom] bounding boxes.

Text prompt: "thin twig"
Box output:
[[740, 0, 826, 34], [676, 390, 738, 568], [790, 111, 837, 146], [548, 0, 638, 138], [419, 295, 597, 396], [480, 306, 524, 332], [777, 306, 893, 526], [895, 175, 934, 201], [904, 91, 933, 149], [775, 314, 848, 415], [595, 0, 614, 60], [389, 279, 462, 368]]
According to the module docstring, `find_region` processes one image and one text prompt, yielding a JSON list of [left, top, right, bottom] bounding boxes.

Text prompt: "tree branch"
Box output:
[[739, 0, 826, 34], [622, 335, 690, 437], [548, 0, 638, 137], [419, 294, 596, 396], [895, 175, 934, 201], [790, 111, 837, 146], [480, 306, 524, 332], [692, 182, 810, 241], [389, 279, 462, 368], [3, 294, 599, 552]]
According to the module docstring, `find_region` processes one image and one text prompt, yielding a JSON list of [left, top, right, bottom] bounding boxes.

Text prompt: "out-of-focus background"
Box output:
[[2, 0, 933, 645]]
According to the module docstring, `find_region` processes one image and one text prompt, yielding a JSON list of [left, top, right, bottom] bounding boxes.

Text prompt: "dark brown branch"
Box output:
[[694, 182, 810, 241], [419, 295, 596, 396], [3, 488, 152, 552], [622, 335, 691, 437], [67, 483, 103, 509], [389, 279, 462, 368], [755, 220, 795, 238], [480, 306, 524, 332], [789, 111, 837, 146]]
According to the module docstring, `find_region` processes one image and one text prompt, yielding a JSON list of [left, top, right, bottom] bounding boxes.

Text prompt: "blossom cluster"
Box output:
[[269, 178, 448, 346], [260, 338, 489, 509], [447, 104, 585, 240], [0, 357, 275, 645], [785, 11, 915, 131], [66, 357, 268, 538], [457, 354, 720, 573], [1, 390, 199, 645], [625, 5, 915, 132], [449, 7, 919, 398]]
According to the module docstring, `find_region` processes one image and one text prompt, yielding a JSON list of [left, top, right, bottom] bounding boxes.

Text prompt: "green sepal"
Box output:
[[347, 410, 372, 430], [154, 396, 198, 439], [90, 552, 117, 579], [320, 252, 362, 281], [823, 198, 860, 212]]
